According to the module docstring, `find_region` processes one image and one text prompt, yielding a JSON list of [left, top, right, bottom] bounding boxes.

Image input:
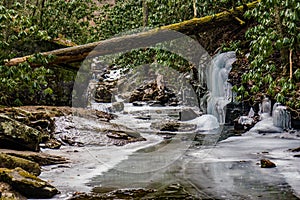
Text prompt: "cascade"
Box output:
[[205, 51, 236, 124], [272, 103, 291, 130]]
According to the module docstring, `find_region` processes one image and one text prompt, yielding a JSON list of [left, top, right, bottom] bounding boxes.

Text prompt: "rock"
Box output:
[[105, 124, 146, 146], [94, 86, 112, 103], [294, 154, 300, 158], [0, 149, 68, 166], [129, 78, 178, 106], [95, 110, 116, 122], [260, 159, 276, 168], [0, 114, 43, 151], [93, 81, 117, 103], [0, 167, 59, 198], [151, 121, 197, 132], [179, 108, 199, 121], [249, 117, 283, 134], [106, 129, 146, 146], [289, 147, 300, 152], [0, 107, 62, 134], [291, 118, 300, 129], [235, 115, 257, 131], [70, 188, 156, 200], [111, 102, 124, 112], [0, 182, 26, 200], [0, 153, 41, 176], [42, 138, 62, 149]]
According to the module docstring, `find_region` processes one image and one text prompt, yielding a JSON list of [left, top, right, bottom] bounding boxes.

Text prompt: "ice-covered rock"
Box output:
[[188, 114, 219, 131], [248, 117, 282, 134]]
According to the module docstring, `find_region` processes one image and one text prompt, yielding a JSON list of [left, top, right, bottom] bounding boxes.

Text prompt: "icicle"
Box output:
[[204, 51, 236, 124], [248, 107, 255, 118], [259, 97, 271, 120], [272, 103, 291, 130]]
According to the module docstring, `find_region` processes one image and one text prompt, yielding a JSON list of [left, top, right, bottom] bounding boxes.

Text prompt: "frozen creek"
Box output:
[[38, 51, 300, 199], [38, 103, 300, 200]]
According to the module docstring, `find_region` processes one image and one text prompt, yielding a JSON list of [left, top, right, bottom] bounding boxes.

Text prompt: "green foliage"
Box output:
[[94, 0, 238, 40], [0, 0, 96, 106], [40, 0, 97, 44], [0, 61, 51, 106], [234, 0, 300, 108], [114, 48, 192, 72]]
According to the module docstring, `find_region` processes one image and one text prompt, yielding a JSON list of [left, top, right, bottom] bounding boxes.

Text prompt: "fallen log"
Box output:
[[5, 1, 259, 68]]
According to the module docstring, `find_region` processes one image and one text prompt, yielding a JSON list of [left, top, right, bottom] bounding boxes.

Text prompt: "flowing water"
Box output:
[[39, 52, 300, 199]]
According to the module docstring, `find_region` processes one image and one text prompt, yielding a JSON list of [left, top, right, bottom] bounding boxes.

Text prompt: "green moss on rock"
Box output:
[[0, 153, 41, 176], [0, 168, 58, 198], [0, 114, 43, 151]]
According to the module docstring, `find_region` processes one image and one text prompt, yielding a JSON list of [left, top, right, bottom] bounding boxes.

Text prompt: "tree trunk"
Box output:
[[143, 0, 149, 28], [5, 1, 259, 69]]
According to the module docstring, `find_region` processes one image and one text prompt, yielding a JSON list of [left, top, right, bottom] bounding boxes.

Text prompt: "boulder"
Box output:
[[111, 102, 124, 112], [0, 167, 59, 198], [179, 108, 200, 121], [0, 114, 43, 151], [0, 153, 41, 176], [260, 159, 276, 168]]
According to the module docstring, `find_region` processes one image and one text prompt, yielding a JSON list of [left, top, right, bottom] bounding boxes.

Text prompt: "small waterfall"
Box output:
[[205, 51, 236, 124], [272, 103, 291, 130]]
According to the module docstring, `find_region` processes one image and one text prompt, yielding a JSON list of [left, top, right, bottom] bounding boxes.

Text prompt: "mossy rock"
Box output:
[[0, 114, 43, 151], [0, 149, 68, 166], [0, 168, 58, 198], [0, 182, 26, 200], [0, 153, 41, 176]]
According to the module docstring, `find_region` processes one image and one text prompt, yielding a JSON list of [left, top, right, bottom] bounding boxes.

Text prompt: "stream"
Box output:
[[38, 52, 300, 200], [39, 102, 300, 200]]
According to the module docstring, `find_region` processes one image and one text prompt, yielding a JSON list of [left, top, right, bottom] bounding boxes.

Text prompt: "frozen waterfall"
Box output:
[[272, 103, 291, 130], [205, 51, 236, 124]]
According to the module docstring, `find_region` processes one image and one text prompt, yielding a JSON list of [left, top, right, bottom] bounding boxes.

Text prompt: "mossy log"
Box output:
[[4, 1, 259, 69]]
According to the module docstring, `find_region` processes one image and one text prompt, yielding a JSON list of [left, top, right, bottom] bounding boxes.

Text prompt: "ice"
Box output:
[[205, 51, 236, 124], [272, 103, 291, 130], [187, 114, 219, 131], [248, 117, 283, 134]]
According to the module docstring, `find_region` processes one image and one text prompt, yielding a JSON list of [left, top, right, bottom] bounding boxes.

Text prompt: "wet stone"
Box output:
[[260, 159, 276, 168]]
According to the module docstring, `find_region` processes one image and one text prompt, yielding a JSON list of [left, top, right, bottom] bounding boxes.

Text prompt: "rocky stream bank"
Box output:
[[0, 106, 145, 199]]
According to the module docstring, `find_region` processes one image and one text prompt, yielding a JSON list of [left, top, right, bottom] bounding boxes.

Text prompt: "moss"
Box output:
[[0, 114, 42, 151], [0, 153, 41, 176], [0, 168, 58, 198]]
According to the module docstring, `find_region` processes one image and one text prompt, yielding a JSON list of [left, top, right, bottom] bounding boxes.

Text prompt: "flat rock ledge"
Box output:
[[0, 153, 41, 176], [0, 167, 59, 198]]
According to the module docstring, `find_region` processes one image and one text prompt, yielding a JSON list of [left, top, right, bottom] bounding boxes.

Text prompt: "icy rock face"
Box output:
[[205, 51, 236, 124], [272, 103, 291, 130]]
